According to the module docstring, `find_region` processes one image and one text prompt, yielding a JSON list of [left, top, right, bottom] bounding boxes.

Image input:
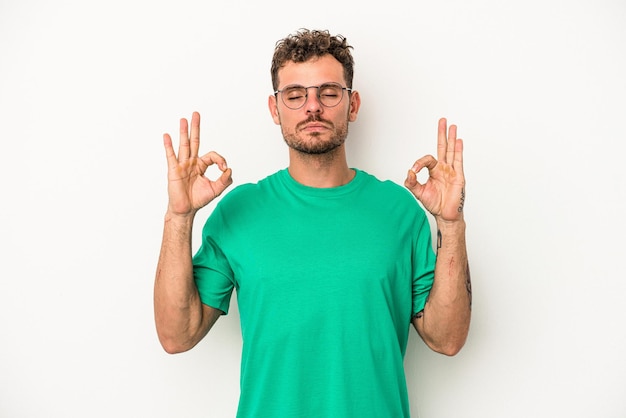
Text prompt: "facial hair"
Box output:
[[281, 113, 349, 155]]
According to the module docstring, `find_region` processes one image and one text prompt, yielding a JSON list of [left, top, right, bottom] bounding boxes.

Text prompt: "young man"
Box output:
[[154, 29, 471, 417]]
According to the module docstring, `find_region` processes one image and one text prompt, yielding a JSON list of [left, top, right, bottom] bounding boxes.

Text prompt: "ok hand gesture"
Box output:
[[163, 112, 233, 218], [405, 118, 466, 223]]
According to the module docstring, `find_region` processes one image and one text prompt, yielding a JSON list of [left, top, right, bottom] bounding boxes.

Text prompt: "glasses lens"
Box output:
[[281, 86, 307, 109], [318, 84, 344, 107]]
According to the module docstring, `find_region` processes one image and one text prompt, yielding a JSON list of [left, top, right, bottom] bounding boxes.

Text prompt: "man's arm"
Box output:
[[154, 214, 222, 354], [405, 118, 471, 356], [153, 112, 232, 354], [412, 221, 471, 356]]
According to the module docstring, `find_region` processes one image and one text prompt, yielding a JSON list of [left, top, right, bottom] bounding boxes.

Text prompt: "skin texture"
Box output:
[[154, 54, 470, 356]]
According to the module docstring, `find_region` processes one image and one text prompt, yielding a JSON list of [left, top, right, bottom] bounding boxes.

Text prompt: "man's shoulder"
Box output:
[[217, 169, 285, 205], [356, 169, 413, 197]]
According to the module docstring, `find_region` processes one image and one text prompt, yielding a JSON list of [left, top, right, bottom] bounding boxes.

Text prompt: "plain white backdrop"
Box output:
[[1, 0, 625, 417]]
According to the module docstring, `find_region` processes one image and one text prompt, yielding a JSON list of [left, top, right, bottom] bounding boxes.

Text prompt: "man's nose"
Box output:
[[304, 87, 323, 112]]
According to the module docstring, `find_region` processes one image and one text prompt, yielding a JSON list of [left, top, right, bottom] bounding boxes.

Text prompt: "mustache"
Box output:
[[297, 114, 332, 129]]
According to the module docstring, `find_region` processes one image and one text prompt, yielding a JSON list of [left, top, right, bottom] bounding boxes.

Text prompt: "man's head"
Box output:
[[271, 29, 355, 93], [268, 29, 360, 157]]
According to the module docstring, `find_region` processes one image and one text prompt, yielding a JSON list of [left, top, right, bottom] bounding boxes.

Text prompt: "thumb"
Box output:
[[404, 169, 424, 197], [404, 169, 417, 188]]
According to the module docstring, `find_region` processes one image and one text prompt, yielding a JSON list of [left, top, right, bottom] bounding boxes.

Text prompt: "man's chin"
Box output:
[[287, 140, 343, 155], [283, 130, 347, 155]]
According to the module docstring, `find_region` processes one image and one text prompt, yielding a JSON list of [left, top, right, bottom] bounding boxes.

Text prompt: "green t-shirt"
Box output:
[[193, 168, 435, 417]]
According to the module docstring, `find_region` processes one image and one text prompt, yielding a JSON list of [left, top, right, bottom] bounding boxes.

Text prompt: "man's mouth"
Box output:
[[299, 116, 330, 131]]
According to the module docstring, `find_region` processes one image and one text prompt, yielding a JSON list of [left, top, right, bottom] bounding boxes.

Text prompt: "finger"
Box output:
[[163, 133, 178, 170], [190, 111, 200, 159], [447, 123, 457, 166], [453, 137, 465, 174], [199, 151, 229, 171], [410, 154, 437, 175], [178, 117, 190, 162], [437, 118, 448, 162]]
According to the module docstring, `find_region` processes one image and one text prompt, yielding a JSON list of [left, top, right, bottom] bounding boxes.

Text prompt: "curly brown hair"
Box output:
[[270, 29, 354, 91]]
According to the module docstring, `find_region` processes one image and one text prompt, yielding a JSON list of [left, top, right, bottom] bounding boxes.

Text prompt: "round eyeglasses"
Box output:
[[274, 83, 352, 110]]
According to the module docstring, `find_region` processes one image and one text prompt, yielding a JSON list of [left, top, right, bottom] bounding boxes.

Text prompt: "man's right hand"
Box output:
[[163, 111, 233, 217]]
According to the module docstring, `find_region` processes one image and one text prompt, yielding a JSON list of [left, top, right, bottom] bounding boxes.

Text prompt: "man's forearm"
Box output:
[[414, 219, 471, 355], [154, 213, 209, 353]]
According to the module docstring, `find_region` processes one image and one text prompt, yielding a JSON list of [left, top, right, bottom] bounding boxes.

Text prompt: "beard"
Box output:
[[281, 114, 349, 155]]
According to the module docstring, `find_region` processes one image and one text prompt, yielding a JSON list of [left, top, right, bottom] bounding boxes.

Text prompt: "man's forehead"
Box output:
[[277, 55, 345, 87]]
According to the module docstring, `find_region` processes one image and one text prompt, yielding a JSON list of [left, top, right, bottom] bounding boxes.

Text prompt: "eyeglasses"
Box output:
[[274, 82, 352, 110]]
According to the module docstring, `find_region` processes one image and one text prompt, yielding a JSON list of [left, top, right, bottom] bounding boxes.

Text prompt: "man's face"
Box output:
[[269, 55, 360, 155]]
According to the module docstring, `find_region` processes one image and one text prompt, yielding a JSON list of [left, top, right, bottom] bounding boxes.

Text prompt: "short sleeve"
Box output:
[[411, 212, 436, 317], [193, 209, 236, 315]]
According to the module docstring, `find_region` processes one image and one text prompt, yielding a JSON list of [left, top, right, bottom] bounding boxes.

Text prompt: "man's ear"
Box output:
[[268, 95, 281, 125], [348, 90, 361, 122]]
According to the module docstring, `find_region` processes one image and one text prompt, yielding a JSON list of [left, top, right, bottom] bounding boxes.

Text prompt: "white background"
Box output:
[[1, 0, 625, 417]]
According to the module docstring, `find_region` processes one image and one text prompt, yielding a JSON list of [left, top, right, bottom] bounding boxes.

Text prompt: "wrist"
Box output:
[[435, 217, 466, 235], [164, 210, 196, 227]]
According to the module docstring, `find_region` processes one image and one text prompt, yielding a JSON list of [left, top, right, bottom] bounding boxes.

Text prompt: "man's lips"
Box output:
[[300, 121, 330, 131]]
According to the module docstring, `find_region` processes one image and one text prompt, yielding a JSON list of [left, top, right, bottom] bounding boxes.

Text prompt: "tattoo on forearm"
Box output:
[[458, 188, 466, 213], [414, 294, 429, 320], [436, 229, 442, 253], [466, 264, 472, 309]]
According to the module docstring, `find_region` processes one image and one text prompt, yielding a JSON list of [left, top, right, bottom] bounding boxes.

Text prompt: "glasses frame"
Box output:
[[274, 82, 352, 110]]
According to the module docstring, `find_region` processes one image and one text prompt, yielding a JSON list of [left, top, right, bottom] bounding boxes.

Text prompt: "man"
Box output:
[[154, 29, 471, 417]]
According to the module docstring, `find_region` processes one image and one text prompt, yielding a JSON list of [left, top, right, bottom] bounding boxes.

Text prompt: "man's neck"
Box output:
[[287, 147, 355, 188]]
